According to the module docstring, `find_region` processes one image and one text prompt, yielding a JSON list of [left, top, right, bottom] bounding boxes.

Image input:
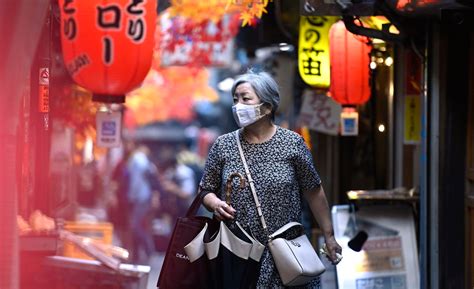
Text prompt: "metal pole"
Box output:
[[387, 46, 395, 189], [393, 44, 405, 188], [417, 25, 430, 289], [428, 22, 440, 289]]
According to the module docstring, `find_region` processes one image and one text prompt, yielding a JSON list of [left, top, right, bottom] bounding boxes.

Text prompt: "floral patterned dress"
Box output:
[[200, 126, 322, 288]]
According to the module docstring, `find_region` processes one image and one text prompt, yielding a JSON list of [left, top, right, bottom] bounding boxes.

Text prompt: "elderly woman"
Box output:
[[200, 70, 342, 288]]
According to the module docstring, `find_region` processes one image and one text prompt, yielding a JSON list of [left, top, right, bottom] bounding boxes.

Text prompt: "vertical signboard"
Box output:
[[298, 89, 342, 136], [298, 16, 337, 88], [404, 50, 422, 144], [332, 204, 420, 289], [38, 67, 49, 112], [404, 94, 421, 144]]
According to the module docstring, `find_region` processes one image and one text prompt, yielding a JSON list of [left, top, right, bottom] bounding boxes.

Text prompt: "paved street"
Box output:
[[146, 252, 165, 289]]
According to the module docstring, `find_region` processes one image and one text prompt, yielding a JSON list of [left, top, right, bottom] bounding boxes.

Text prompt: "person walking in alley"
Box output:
[[159, 145, 197, 221], [127, 144, 157, 263], [200, 70, 342, 288], [108, 141, 135, 252]]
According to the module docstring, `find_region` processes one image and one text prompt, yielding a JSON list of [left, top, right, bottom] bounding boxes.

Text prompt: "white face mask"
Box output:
[[232, 103, 265, 127]]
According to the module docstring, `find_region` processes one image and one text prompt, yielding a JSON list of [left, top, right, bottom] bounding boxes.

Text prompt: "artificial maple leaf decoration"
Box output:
[[229, 0, 271, 27], [168, 0, 271, 27], [168, 0, 237, 24]]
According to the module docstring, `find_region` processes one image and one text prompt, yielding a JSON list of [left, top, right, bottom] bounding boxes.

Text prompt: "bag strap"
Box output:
[[234, 130, 269, 238], [185, 188, 207, 217], [268, 221, 303, 239]]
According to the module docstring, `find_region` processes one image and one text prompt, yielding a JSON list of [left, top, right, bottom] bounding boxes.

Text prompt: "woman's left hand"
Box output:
[[213, 199, 236, 221], [323, 236, 343, 265]]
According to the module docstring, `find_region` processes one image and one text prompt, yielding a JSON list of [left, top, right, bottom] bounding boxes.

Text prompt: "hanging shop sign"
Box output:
[[404, 95, 421, 144], [158, 13, 240, 67], [58, 0, 156, 103], [340, 107, 359, 136], [96, 110, 122, 148], [298, 16, 338, 89], [404, 50, 422, 144], [298, 89, 342, 136], [329, 20, 372, 106]]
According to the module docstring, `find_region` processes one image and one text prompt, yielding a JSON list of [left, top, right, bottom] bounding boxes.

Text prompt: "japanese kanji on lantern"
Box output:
[[59, 0, 156, 103], [298, 16, 338, 89]]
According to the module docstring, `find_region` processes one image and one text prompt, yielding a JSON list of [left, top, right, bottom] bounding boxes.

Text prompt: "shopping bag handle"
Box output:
[[185, 189, 208, 217]]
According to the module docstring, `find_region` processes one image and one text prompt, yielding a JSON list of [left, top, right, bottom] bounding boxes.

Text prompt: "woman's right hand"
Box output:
[[203, 193, 236, 221]]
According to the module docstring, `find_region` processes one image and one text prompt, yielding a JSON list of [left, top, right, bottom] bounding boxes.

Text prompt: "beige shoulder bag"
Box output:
[[234, 131, 326, 286]]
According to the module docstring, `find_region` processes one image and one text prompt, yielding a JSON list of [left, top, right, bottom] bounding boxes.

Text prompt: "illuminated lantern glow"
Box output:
[[59, 0, 156, 103], [298, 16, 338, 89], [329, 21, 372, 106]]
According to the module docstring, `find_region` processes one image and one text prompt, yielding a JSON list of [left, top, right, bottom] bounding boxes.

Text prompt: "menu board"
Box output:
[[331, 205, 419, 289]]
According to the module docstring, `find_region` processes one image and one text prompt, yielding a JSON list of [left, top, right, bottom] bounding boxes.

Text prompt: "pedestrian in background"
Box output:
[[200, 70, 342, 288], [160, 145, 196, 221], [108, 140, 143, 252], [126, 144, 157, 263]]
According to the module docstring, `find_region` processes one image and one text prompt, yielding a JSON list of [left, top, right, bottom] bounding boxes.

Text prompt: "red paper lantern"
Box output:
[[329, 21, 371, 106], [59, 0, 156, 103]]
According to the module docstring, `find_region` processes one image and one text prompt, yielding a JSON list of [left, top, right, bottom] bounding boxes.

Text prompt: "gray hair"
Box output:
[[231, 70, 280, 119]]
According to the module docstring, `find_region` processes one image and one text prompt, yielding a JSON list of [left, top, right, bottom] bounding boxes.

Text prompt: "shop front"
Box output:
[[1, 1, 155, 288], [302, 0, 474, 288]]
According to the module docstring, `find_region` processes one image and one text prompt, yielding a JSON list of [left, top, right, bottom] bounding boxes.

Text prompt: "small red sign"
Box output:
[[39, 85, 49, 112]]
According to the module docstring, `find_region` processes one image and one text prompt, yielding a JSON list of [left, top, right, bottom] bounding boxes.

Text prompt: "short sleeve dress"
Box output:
[[200, 126, 322, 289]]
